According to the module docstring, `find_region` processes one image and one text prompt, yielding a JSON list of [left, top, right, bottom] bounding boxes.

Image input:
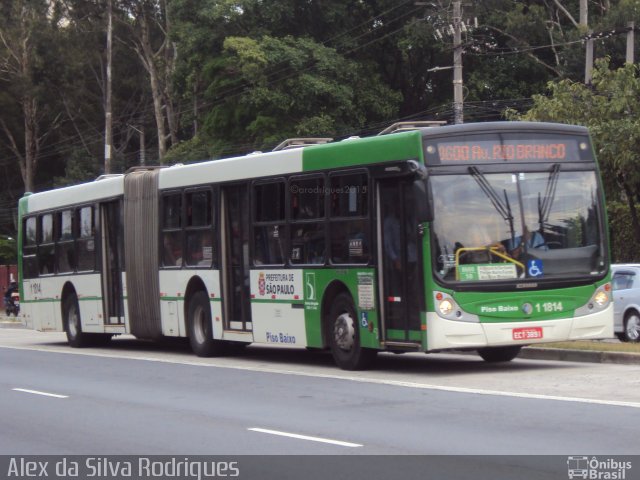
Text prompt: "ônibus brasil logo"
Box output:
[[567, 456, 632, 479]]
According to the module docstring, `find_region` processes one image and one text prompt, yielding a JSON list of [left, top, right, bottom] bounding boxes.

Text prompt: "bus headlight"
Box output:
[[574, 283, 611, 317], [593, 290, 609, 307], [439, 299, 454, 316], [433, 292, 479, 322]]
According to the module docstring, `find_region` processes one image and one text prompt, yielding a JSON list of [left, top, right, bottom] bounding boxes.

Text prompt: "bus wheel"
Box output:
[[64, 294, 91, 348], [188, 291, 226, 357], [477, 346, 522, 363], [328, 293, 376, 370]]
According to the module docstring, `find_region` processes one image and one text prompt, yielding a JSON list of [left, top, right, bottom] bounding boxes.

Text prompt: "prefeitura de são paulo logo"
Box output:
[[258, 272, 266, 296], [567, 456, 632, 479]]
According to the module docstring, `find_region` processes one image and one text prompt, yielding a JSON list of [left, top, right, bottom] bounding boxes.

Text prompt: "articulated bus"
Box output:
[[17, 121, 613, 369]]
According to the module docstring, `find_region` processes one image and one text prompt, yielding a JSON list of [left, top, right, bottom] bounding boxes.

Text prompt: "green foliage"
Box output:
[[510, 59, 640, 254], [0, 236, 17, 264], [608, 201, 639, 263], [164, 135, 221, 164], [53, 149, 101, 187], [198, 34, 401, 154]]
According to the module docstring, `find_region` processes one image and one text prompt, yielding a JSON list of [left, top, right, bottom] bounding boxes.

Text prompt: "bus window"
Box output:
[[76, 206, 96, 271], [22, 216, 38, 278], [330, 173, 368, 217], [162, 193, 183, 267], [291, 223, 325, 265], [329, 172, 370, 264], [185, 190, 214, 267], [290, 175, 326, 265], [253, 181, 286, 265], [291, 176, 325, 220], [38, 213, 55, 275], [56, 209, 76, 274]]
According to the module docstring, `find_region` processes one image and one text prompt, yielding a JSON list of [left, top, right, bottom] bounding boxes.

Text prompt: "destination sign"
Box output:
[[425, 134, 592, 164]]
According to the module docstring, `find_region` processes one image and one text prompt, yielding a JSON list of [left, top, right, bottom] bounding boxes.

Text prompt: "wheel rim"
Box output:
[[68, 304, 78, 338], [333, 312, 355, 351], [626, 315, 640, 341], [193, 304, 207, 345]]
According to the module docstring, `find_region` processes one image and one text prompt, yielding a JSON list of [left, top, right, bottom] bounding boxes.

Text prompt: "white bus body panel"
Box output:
[[158, 269, 222, 338], [426, 304, 614, 351], [23, 274, 103, 333], [26, 176, 124, 213], [158, 149, 303, 190]]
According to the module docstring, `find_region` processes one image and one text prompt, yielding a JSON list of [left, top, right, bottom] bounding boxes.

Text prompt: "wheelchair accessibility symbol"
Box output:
[[528, 259, 543, 277]]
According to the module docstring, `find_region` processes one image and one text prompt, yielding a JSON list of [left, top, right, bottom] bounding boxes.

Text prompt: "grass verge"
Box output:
[[529, 340, 640, 354]]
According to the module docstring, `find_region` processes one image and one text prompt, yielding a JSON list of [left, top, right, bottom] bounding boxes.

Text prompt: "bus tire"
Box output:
[[477, 345, 522, 363], [63, 294, 91, 348], [188, 291, 226, 357], [327, 293, 376, 370]]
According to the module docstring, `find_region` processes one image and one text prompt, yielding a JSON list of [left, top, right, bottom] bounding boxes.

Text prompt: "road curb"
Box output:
[[521, 347, 640, 365], [0, 316, 24, 328]]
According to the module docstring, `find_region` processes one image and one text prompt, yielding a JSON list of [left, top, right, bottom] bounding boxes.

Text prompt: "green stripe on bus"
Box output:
[[160, 296, 222, 302], [301, 130, 424, 171], [250, 299, 305, 305], [386, 329, 422, 341], [23, 296, 102, 304]]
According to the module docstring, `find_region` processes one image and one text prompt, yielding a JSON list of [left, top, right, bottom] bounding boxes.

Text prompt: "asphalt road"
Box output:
[[1, 328, 639, 461]]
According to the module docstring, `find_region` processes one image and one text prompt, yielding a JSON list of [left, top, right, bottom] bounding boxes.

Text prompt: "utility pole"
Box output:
[[627, 22, 635, 64], [105, 0, 113, 174], [581, 0, 594, 84], [453, 0, 463, 124], [129, 125, 146, 166]]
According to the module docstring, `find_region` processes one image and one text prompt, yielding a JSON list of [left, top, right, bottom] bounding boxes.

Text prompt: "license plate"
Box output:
[[512, 327, 543, 340]]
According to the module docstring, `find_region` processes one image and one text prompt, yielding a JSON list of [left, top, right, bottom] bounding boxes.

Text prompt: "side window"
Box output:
[[162, 193, 183, 267], [22, 217, 38, 278], [328, 172, 370, 264], [76, 206, 96, 271], [185, 189, 215, 267], [290, 175, 326, 265], [56, 209, 76, 274], [38, 213, 55, 274], [253, 181, 286, 265], [330, 173, 368, 217]]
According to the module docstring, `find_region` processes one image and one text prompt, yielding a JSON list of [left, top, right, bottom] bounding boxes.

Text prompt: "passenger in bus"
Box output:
[[163, 235, 181, 266], [506, 226, 547, 260], [383, 207, 402, 270]]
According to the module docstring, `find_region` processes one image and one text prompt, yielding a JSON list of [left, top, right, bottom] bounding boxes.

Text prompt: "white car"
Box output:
[[611, 264, 640, 342]]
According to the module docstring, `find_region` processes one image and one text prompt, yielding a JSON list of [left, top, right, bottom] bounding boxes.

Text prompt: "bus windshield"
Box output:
[[430, 168, 606, 283]]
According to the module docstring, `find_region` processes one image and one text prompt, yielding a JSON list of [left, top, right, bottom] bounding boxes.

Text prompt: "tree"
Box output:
[[173, 34, 401, 159], [121, 0, 179, 161], [508, 59, 640, 248], [0, 0, 62, 192]]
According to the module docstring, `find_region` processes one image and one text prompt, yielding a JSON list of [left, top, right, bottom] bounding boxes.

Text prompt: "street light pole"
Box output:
[[453, 0, 464, 124]]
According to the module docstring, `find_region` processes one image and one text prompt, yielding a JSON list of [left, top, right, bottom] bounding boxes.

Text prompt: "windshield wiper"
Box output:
[[538, 163, 560, 233], [468, 166, 516, 244]]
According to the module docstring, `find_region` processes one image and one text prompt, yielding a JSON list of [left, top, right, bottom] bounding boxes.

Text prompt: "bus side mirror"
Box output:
[[413, 179, 432, 223]]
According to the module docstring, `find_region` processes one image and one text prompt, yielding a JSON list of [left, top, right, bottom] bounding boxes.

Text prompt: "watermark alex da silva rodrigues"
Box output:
[[7, 457, 240, 480], [567, 456, 633, 479]]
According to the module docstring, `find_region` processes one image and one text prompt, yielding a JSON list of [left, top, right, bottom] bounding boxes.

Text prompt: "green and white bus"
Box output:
[[17, 121, 613, 369]]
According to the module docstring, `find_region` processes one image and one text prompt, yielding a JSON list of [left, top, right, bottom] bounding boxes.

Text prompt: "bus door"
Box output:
[[377, 181, 423, 344], [221, 184, 252, 331], [100, 201, 124, 324]]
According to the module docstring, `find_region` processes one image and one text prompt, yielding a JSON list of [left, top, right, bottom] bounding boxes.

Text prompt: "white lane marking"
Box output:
[[12, 388, 68, 399], [3, 343, 640, 409], [248, 427, 362, 447]]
